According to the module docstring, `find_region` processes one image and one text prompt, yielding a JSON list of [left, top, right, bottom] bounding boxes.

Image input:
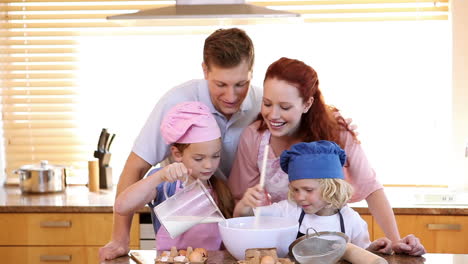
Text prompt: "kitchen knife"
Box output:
[[102, 132, 110, 152], [97, 128, 108, 152], [106, 133, 115, 151]]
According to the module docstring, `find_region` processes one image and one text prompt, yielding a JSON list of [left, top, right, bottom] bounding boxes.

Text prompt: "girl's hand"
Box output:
[[160, 162, 192, 183], [240, 184, 271, 209], [367, 237, 393, 255]]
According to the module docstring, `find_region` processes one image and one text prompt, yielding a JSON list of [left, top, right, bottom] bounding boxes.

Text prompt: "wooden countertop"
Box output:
[[0, 185, 117, 213], [104, 250, 468, 264], [1, 185, 468, 215]]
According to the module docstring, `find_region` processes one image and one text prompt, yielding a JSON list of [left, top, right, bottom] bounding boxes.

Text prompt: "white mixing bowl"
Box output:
[[218, 216, 299, 260]]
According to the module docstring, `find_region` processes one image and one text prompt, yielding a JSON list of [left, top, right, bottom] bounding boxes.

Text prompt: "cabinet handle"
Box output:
[[40, 220, 72, 228], [40, 255, 72, 262], [427, 223, 461, 230]]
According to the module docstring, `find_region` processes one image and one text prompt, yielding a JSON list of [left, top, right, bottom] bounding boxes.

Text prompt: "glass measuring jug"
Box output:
[[153, 179, 226, 238]]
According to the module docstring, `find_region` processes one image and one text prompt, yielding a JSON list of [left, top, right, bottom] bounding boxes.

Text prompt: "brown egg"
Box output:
[[170, 246, 178, 257], [260, 255, 276, 264], [179, 249, 187, 256], [188, 251, 203, 262], [194, 247, 208, 257]]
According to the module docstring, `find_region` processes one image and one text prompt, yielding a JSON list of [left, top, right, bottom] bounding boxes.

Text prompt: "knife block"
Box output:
[[94, 150, 113, 189]]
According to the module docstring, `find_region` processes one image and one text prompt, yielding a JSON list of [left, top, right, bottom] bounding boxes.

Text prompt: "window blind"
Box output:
[[0, 0, 449, 184], [254, 0, 449, 22]]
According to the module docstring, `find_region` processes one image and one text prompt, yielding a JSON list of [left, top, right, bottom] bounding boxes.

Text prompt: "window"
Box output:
[[1, 0, 456, 186]]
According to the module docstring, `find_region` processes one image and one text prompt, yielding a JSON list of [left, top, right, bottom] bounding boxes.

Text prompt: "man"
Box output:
[[99, 28, 262, 261]]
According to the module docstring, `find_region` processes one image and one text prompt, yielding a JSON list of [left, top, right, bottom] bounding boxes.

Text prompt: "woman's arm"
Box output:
[[228, 123, 262, 201], [366, 189, 400, 242], [341, 132, 400, 242]]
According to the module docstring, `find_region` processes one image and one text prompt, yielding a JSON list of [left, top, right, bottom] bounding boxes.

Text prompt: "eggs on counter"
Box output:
[[237, 248, 294, 264], [156, 246, 208, 264]]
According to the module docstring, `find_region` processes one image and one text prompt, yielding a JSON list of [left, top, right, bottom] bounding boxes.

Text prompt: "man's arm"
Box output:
[[98, 152, 151, 261]]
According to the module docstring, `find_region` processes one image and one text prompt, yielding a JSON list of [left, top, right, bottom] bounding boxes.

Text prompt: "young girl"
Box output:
[[234, 140, 397, 253], [114, 101, 233, 251]]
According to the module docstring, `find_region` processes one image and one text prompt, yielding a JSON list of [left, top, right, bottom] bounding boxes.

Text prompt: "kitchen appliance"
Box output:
[[15, 160, 67, 193], [107, 0, 299, 20]]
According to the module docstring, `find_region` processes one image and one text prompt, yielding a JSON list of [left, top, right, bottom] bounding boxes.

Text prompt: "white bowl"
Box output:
[[218, 216, 299, 260]]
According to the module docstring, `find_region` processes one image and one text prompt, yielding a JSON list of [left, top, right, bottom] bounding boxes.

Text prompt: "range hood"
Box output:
[[107, 0, 299, 20]]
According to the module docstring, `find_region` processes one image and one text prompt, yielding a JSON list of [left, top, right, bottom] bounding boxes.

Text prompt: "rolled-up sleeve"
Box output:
[[342, 132, 383, 203], [228, 123, 263, 201]]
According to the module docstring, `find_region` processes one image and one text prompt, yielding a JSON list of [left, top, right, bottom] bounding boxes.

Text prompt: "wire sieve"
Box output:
[[289, 228, 349, 264]]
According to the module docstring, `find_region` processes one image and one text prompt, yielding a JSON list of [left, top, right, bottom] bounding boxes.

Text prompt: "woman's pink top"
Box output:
[[228, 121, 383, 203]]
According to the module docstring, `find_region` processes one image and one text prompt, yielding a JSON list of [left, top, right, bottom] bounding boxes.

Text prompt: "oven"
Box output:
[[139, 212, 156, 250]]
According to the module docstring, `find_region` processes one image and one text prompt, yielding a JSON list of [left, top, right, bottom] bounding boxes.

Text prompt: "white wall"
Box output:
[[451, 0, 468, 190], [76, 20, 453, 186]]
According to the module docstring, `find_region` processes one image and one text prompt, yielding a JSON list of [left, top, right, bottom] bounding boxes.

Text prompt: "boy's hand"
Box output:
[[160, 162, 191, 183], [240, 184, 271, 209]]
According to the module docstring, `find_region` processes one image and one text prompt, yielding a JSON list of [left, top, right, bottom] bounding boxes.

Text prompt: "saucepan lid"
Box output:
[[18, 160, 66, 172]]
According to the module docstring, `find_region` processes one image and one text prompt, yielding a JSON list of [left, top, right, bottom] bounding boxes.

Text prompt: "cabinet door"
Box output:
[[361, 214, 373, 240], [0, 246, 100, 264], [0, 213, 139, 246], [373, 215, 468, 254]]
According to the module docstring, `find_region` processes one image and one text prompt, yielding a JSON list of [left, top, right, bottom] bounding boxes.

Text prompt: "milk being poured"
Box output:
[[163, 216, 225, 238], [154, 179, 226, 238]]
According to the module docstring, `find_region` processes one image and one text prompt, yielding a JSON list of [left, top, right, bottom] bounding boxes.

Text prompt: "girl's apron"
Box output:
[[155, 181, 222, 251], [257, 130, 290, 203]]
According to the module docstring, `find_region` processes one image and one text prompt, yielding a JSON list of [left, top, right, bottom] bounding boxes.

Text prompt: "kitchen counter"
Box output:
[[1, 185, 468, 215], [105, 250, 468, 264], [0, 185, 117, 213]]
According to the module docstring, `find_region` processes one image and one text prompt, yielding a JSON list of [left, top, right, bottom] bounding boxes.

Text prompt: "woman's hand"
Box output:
[[158, 162, 192, 183], [240, 184, 271, 209], [393, 234, 426, 256], [367, 237, 393, 255]]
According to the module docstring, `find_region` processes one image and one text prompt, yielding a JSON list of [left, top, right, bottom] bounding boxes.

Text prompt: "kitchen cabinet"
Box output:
[[0, 213, 140, 263], [373, 215, 468, 254], [361, 214, 373, 239]]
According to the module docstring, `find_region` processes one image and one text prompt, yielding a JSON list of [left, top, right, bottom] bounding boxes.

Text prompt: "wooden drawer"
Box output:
[[373, 215, 468, 254], [0, 246, 100, 264], [0, 213, 139, 246]]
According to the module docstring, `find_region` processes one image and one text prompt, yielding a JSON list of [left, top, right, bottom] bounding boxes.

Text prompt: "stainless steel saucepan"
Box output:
[[14, 160, 67, 193]]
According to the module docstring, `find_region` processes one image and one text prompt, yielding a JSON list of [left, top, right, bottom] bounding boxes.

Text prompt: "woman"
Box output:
[[228, 57, 425, 255]]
